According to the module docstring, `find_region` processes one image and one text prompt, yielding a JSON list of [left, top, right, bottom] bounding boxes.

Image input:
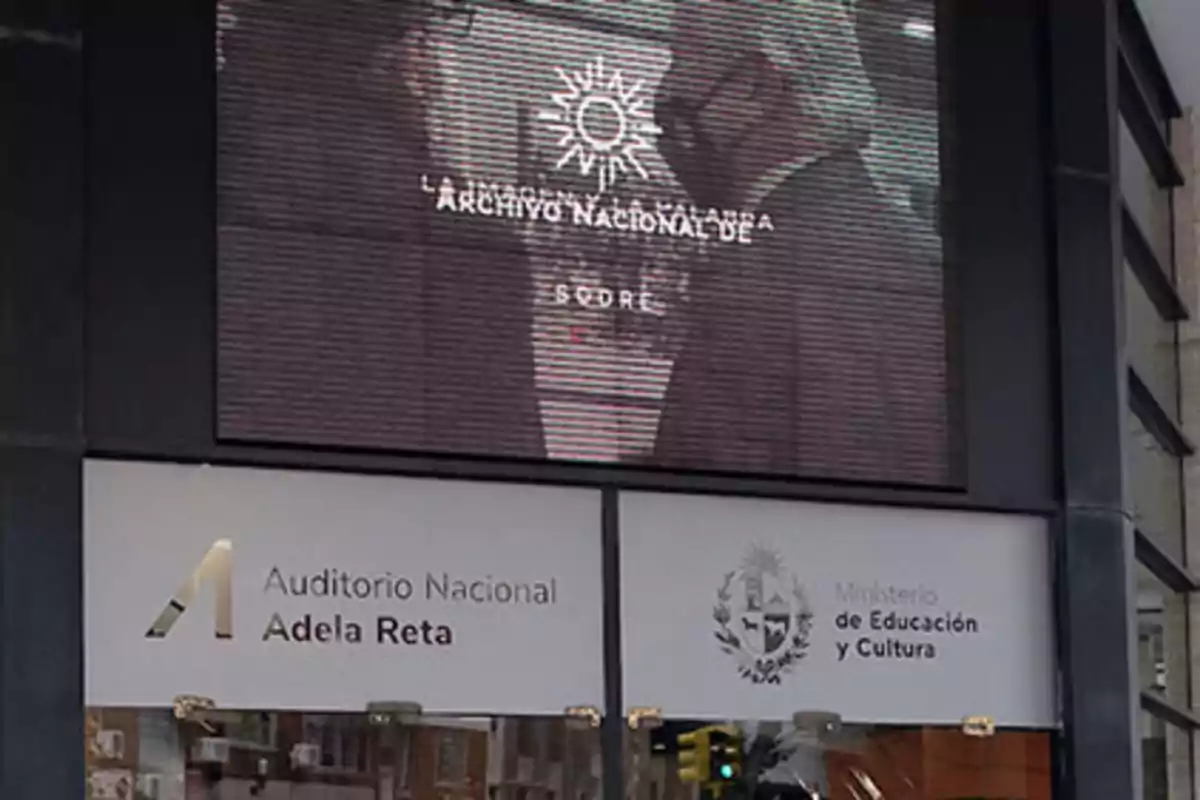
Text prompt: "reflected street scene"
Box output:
[[626, 717, 1052, 800], [85, 709, 602, 800], [83, 708, 1053, 800]]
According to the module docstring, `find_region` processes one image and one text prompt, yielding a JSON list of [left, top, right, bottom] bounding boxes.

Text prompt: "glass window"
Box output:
[[1128, 409, 1185, 563], [303, 713, 369, 771], [625, 717, 1053, 800], [1137, 563, 1190, 709], [1126, 262, 1180, 419], [226, 711, 276, 748], [436, 728, 471, 785], [1143, 711, 1194, 800], [85, 709, 601, 800], [548, 721, 566, 763], [517, 718, 539, 758], [391, 726, 414, 794], [1120, 116, 1174, 278]]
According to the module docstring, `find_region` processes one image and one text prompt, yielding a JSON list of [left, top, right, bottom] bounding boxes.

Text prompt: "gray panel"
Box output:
[[0, 450, 84, 800], [0, 25, 86, 800]]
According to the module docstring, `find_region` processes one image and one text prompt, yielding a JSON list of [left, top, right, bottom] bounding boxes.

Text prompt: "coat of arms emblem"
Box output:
[[713, 545, 813, 684]]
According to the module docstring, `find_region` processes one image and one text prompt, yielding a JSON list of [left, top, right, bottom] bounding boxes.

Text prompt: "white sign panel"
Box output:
[[85, 460, 604, 714], [620, 493, 1056, 727]]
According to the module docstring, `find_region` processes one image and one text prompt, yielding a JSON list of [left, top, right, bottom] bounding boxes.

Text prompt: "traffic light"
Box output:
[[676, 725, 744, 793], [676, 727, 712, 785], [708, 726, 744, 786]]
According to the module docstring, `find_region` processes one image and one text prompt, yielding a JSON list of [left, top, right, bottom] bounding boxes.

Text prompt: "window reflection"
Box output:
[[1137, 563, 1190, 706], [1143, 711, 1193, 800], [84, 709, 601, 800], [626, 719, 1052, 800]]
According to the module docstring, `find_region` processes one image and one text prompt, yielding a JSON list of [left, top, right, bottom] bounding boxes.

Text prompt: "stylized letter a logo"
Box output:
[[145, 539, 233, 639]]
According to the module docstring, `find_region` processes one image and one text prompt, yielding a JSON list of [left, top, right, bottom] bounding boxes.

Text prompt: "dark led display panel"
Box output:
[[216, 0, 951, 484]]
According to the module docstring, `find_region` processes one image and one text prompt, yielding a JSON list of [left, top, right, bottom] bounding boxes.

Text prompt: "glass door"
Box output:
[[625, 716, 1053, 800], [85, 707, 603, 800]]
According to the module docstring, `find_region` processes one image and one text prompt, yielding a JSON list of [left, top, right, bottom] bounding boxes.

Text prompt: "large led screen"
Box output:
[[216, 0, 950, 484]]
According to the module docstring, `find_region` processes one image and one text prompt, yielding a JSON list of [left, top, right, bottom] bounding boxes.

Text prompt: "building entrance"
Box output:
[[86, 706, 1052, 800], [81, 463, 1060, 800], [85, 706, 603, 800]]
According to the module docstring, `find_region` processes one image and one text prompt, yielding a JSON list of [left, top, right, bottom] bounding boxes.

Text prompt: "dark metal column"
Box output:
[[0, 7, 85, 800], [1047, 0, 1141, 797], [600, 487, 625, 800]]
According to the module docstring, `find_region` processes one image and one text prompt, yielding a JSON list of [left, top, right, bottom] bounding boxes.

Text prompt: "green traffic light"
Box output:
[[718, 765, 734, 779]]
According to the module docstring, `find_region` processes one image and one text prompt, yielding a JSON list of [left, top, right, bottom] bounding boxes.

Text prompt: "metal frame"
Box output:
[[86, 442, 1054, 515], [1046, 0, 1146, 797], [1116, 0, 1183, 122], [1136, 528, 1200, 594], [85, 0, 1057, 513], [600, 489, 625, 800], [1117, 49, 1185, 188], [1129, 368, 1195, 458], [0, 15, 86, 800], [1142, 690, 1200, 732], [1114, 1, 1200, 795], [1123, 204, 1190, 322], [1115, 0, 1184, 189]]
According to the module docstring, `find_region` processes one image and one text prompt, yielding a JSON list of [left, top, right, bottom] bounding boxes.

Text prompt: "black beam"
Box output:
[[1116, 0, 1183, 120], [1134, 528, 1200, 594], [1118, 48, 1185, 188], [600, 488, 624, 800], [1047, 1, 1141, 799], [1123, 204, 1190, 321], [0, 24, 85, 800], [948, 0, 1056, 510], [1141, 690, 1200, 731], [1128, 367, 1194, 457], [84, 439, 1058, 516]]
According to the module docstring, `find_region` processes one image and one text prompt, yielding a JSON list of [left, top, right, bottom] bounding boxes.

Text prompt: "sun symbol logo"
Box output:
[[537, 56, 662, 194]]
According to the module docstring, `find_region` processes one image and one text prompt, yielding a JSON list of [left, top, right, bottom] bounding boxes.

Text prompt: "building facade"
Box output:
[[1121, 2, 1200, 797], [2, 0, 1196, 798]]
